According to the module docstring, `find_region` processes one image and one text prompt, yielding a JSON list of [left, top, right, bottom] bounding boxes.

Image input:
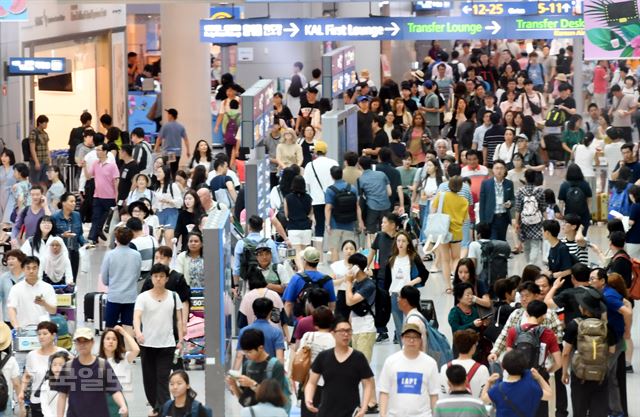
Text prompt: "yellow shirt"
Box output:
[[432, 191, 469, 241]]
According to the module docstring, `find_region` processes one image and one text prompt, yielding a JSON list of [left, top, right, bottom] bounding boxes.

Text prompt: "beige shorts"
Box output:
[[351, 332, 376, 363], [326, 229, 357, 251]]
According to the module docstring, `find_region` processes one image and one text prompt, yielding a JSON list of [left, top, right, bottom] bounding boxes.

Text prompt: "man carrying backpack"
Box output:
[[325, 166, 359, 263], [543, 220, 574, 288], [515, 169, 547, 264], [561, 288, 616, 417], [467, 223, 510, 293], [505, 300, 561, 417], [283, 247, 335, 321], [131, 127, 154, 176], [589, 268, 632, 417], [232, 216, 280, 296], [607, 231, 633, 289]]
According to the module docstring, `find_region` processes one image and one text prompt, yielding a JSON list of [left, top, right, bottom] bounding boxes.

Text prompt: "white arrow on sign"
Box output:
[[384, 21, 400, 36], [561, 3, 571, 12], [462, 4, 472, 14], [484, 20, 501, 35], [283, 22, 300, 38]]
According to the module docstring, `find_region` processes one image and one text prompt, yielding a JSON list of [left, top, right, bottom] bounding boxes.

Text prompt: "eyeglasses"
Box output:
[[333, 329, 353, 335], [402, 335, 421, 341]]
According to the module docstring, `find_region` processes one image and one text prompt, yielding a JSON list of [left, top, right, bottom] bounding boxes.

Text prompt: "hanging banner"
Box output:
[[200, 15, 584, 44], [584, 0, 640, 60], [0, 0, 28, 22]]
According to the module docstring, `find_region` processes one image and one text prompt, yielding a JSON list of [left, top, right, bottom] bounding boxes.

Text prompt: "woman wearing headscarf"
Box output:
[[42, 236, 74, 285]]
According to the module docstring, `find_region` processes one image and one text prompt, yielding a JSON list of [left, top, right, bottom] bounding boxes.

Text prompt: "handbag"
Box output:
[[424, 192, 451, 243], [291, 332, 314, 383]]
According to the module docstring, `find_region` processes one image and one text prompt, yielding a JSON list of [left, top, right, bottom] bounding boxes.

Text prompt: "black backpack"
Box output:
[[293, 272, 332, 317], [565, 183, 588, 216], [0, 352, 12, 410], [239, 238, 268, 279], [478, 240, 510, 294], [514, 325, 545, 370], [22, 137, 32, 162], [329, 185, 358, 224]]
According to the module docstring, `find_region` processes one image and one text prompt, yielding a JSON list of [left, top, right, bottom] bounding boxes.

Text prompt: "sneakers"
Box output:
[[365, 404, 379, 414], [376, 333, 389, 343], [626, 364, 634, 373]]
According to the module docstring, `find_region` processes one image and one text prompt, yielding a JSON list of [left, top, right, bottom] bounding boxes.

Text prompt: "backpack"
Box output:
[[265, 356, 292, 412], [224, 113, 240, 146], [407, 313, 454, 367], [0, 352, 12, 411], [447, 361, 482, 392], [239, 238, 268, 279], [520, 189, 543, 225], [161, 399, 213, 417], [478, 240, 510, 292], [293, 272, 332, 317], [556, 55, 571, 75], [611, 252, 640, 299], [545, 106, 567, 127], [565, 183, 588, 216], [572, 318, 609, 382], [275, 188, 288, 232], [22, 137, 32, 162], [513, 325, 544, 369], [328, 185, 358, 224], [608, 184, 631, 219], [451, 62, 462, 83]]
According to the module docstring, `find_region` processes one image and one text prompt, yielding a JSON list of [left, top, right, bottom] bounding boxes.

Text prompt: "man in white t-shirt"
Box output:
[[439, 329, 490, 398], [7, 256, 56, 329], [378, 323, 440, 417], [303, 140, 338, 239], [603, 131, 625, 181], [399, 286, 427, 352]]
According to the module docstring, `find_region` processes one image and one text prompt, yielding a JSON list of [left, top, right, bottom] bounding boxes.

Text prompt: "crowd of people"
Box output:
[[0, 38, 639, 417]]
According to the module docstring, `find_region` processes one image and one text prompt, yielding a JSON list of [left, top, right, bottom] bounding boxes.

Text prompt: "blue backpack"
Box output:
[[407, 312, 454, 367], [161, 399, 212, 417], [609, 184, 632, 219]]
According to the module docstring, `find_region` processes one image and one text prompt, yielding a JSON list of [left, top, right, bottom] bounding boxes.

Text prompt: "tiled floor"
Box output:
[[29, 166, 640, 417]]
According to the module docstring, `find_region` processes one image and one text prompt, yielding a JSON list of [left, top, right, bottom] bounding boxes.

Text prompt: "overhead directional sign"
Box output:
[[461, 1, 576, 16], [7, 57, 66, 75], [200, 16, 584, 43]]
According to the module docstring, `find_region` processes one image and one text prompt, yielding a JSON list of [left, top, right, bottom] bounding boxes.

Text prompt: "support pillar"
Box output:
[[573, 37, 584, 116], [336, 2, 381, 87], [161, 3, 212, 166]]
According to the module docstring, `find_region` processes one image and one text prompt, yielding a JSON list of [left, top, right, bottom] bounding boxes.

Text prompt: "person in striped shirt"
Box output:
[[434, 364, 488, 417]]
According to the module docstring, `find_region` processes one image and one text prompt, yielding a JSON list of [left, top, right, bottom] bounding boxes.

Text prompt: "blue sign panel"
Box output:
[[414, 1, 452, 11], [461, 1, 576, 16], [209, 6, 242, 19], [8, 57, 66, 75], [200, 16, 584, 43]]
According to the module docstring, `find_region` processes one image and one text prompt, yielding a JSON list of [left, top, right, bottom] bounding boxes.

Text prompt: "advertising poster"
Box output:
[[585, 0, 640, 59], [0, 0, 28, 21]]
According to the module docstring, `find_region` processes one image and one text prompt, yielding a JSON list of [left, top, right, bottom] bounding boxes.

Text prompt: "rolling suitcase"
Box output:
[[83, 292, 106, 334]]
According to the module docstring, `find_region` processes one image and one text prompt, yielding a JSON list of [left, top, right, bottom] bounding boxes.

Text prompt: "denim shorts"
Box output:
[[157, 207, 179, 229]]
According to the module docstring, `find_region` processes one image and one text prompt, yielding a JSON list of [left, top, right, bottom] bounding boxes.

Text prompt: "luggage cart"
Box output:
[[183, 288, 205, 370], [53, 285, 77, 349]]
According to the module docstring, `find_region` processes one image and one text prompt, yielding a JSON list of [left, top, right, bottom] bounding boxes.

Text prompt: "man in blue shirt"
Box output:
[[590, 266, 632, 417], [325, 166, 359, 263], [283, 247, 336, 319], [233, 215, 280, 288], [233, 298, 285, 370], [356, 156, 391, 237], [154, 108, 190, 179]]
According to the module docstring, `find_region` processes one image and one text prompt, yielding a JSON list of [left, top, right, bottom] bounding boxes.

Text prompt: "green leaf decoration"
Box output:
[[586, 28, 626, 50], [620, 24, 640, 41], [621, 45, 634, 57]]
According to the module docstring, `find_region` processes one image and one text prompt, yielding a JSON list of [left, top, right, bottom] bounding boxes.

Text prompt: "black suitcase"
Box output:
[[419, 299, 438, 329], [84, 292, 106, 325]]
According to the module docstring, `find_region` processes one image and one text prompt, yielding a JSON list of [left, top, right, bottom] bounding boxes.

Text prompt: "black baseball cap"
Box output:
[[165, 108, 178, 118]]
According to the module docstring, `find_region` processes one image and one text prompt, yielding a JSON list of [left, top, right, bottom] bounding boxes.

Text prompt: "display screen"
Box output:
[[38, 73, 72, 92], [128, 93, 158, 135]]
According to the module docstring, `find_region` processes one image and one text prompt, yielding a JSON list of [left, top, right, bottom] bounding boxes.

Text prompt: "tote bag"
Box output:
[[424, 192, 451, 243]]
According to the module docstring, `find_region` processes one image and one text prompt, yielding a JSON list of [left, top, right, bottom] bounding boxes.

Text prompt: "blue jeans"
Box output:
[[391, 293, 404, 344], [88, 198, 116, 241], [462, 221, 472, 249], [419, 201, 431, 243]]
